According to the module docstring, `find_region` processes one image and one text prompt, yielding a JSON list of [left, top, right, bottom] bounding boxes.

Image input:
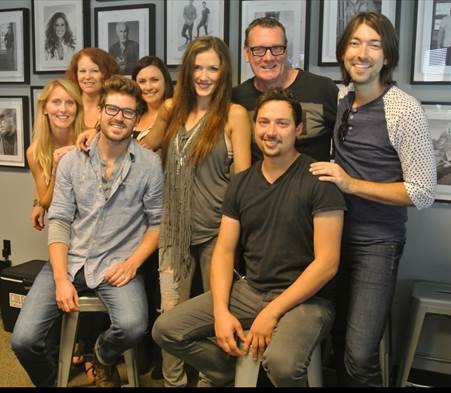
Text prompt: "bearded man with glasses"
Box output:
[[232, 16, 338, 163], [12, 75, 163, 387]]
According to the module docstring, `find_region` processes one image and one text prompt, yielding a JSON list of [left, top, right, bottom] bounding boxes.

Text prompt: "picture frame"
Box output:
[[411, 0, 451, 84], [422, 102, 451, 202], [32, 0, 89, 74], [95, 4, 156, 76], [239, 0, 309, 83], [0, 96, 29, 168], [30, 86, 44, 126], [0, 8, 29, 84], [165, 0, 229, 67], [318, 0, 399, 65]]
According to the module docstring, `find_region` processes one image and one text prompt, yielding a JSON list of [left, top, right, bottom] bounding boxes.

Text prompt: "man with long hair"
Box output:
[[310, 12, 436, 386]]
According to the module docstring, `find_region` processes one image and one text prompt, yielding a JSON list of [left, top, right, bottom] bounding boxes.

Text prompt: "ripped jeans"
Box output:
[[159, 237, 217, 387]]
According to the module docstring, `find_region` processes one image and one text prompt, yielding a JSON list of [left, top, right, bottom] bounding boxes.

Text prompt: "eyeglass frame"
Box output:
[[247, 45, 287, 57], [102, 103, 138, 120], [337, 108, 351, 144]]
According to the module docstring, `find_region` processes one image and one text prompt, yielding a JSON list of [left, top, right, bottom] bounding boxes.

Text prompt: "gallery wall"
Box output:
[[0, 0, 450, 377]]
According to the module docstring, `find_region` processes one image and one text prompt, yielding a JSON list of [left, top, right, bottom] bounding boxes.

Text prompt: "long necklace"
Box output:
[[175, 120, 203, 175]]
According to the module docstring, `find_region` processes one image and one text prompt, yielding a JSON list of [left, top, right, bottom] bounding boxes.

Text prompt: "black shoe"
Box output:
[[93, 352, 121, 387]]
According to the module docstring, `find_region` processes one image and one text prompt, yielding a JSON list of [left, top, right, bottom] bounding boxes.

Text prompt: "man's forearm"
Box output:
[[48, 242, 70, 283], [348, 179, 413, 206], [210, 250, 235, 317], [263, 256, 339, 321], [126, 228, 159, 269], [48, 218, 71, 283]]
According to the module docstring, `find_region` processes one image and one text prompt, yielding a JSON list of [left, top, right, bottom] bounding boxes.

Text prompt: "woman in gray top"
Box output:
[[142, 36, 251, 387]]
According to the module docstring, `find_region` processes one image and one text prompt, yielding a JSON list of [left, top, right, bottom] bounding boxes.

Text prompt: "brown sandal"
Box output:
[[72, 341, 85, 366], [85, 361, 96, 384]]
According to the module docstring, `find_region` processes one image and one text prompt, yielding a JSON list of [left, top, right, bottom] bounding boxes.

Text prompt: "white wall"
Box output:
[[1, 0, 450, 375]]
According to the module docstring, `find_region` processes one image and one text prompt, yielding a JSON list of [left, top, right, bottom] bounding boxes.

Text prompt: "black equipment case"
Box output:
[[0, 260, 46, 332]]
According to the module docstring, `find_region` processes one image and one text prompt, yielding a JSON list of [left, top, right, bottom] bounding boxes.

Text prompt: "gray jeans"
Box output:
[[159, 237, 216, 387], [152, 277, 335, 387]]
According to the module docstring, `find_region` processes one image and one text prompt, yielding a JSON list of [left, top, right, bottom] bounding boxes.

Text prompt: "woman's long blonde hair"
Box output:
[[32, 79, 84, 184]]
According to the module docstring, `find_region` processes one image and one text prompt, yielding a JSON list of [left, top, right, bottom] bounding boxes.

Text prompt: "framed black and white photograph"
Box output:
[[422, 102, 451, 202], [30, 86, 44, 126], [95, 4, 155, 76], [412, 0, 451, 84], [239, 0, 309, 83], [32, 0, 89, 74], [319, 0, 399, 65], [0, 97, 29, 168], [165, 0, 229, 67], [0, 8, 29, 84]]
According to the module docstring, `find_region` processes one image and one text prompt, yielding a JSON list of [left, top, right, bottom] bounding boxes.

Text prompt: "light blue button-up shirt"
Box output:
[[48, 135, 163, 288]]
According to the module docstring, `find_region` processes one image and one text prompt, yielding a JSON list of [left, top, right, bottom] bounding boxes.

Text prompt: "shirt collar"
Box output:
[[87, 133, 136, 163]]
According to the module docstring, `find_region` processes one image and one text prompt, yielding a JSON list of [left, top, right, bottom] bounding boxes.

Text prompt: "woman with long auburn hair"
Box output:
[[143, 36, 251, 387]]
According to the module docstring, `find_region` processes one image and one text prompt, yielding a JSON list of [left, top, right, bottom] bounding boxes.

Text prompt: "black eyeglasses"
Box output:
[[248, 45, 287, 57], [338, 108, 351, 144], [103, 104, 137, 120]]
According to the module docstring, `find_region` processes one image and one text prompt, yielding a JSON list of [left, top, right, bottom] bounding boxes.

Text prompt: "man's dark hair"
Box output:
[[336, 12, 399, 85], [253, 88, 302, 127], [244, 17, 287, 47], [99, 74, 146, 116]]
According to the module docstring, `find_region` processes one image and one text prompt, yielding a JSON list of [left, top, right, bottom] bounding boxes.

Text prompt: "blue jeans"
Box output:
[[332, 242, 404, 386], [152, 277, 334, 387], [11, 264, 148, 386]]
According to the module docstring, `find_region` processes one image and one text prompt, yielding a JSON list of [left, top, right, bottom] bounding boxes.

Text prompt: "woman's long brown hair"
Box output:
[[162, 36, 232, 166]]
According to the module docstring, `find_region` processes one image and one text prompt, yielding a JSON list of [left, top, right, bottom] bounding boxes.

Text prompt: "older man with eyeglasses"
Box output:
[[232, 16, 338, 163], [11, 75, 163, 387]]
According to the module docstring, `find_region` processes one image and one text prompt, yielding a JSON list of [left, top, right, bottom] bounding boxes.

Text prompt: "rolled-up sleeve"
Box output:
[[390, 98, 437, 209], [143, 155, 164, 231], [48, 152, 77, 224]]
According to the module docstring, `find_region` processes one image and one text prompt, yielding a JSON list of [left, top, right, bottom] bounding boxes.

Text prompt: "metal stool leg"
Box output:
[[307, 343, 323, 387], [234, 330, 323, 387], [123, 347, 140, 387], [234, 330, 261, 387], [396, 299, 426, 387], [234, 352, 261, 387], [57, 311, 80, 387], [379, 322, 390, 387]]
